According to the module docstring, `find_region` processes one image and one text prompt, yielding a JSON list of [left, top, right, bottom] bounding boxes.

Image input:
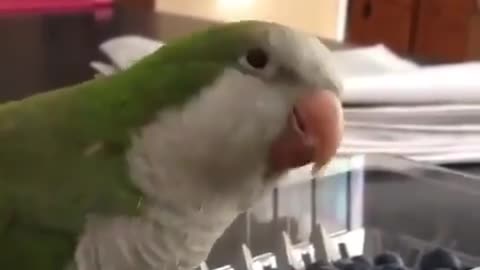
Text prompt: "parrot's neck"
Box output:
[[127, 67, 291, 199], [75, 68, 292, 270]]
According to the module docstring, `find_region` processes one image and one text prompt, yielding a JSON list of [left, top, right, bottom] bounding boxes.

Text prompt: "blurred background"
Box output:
[[122, 0, 480, 63], [2, 1, 480, 270], [2, 0, 479, 63], [152, 0, 480, 63]]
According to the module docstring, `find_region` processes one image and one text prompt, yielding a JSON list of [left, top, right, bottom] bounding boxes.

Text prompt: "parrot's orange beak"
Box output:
[[269, 90, 344, 174]]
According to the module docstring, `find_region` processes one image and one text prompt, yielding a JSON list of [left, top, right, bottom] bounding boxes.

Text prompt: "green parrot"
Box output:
[[0, 20, 343, 270]]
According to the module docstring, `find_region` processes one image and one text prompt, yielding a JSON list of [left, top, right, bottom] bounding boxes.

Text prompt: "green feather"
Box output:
[[0, 20, 264, 269]]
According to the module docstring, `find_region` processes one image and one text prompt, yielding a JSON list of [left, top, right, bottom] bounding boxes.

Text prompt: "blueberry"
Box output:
[[374, 252, 405, 267], [333, 259, 373, 270], [351, 255, 373, 270], [305, 261, 335, 270], [333, 259, 353, 270], [345, 262, 369, 270], [419, 248, 462, 270], [352, 256, 373, 266], [374, 264, 407, 270]]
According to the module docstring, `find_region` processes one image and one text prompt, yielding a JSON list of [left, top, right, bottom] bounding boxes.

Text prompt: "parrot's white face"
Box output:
[[74, 23, 343, 270], [128, 23, 344, 205]]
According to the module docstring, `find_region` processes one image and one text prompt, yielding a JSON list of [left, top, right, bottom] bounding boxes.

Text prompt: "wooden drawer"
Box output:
[[346, 0, 417, 55], [467, 14, 480, 60], [412, 0, 477, 62], [413, 15, 469, 62], [418, 0, 476, 18]]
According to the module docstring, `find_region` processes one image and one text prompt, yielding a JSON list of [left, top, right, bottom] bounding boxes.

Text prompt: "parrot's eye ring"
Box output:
[[245, 48, 269, 69]]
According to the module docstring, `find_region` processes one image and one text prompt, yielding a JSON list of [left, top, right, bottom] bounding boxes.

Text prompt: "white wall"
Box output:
[[155, 0, 348, 41]]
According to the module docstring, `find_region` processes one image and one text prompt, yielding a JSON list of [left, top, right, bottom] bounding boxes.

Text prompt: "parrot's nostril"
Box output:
[[292, 108, 306, 133]]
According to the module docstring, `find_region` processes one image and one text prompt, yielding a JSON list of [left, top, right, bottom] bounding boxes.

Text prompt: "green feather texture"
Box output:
[[0, 21, 264, 270]]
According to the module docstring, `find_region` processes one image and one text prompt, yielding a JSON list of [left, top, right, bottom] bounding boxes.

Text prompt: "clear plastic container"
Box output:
[[203, 154, 480, 270]]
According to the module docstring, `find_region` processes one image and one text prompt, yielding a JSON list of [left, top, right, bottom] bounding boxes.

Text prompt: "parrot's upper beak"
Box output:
[[268, 89, 344, 175], [296, 90, 344, 173]]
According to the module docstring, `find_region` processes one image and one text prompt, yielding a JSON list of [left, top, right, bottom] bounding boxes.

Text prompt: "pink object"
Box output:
[[0, 0, 113, 14]]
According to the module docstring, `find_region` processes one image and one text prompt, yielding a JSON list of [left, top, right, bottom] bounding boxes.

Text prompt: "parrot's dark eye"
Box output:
[[245, 48, 268, 69]]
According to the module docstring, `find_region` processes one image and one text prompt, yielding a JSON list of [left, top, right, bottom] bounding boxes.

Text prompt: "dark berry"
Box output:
[[419, 248, 462, 270], [374, 264, 407, 270], [334, 259, 353, 270], [352, 255, 373, 270], [374, 252, 404, 267], [305, 261, 335, 270]]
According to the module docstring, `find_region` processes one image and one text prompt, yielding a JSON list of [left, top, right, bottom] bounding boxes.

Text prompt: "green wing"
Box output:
[[0, 62, 224, 270]]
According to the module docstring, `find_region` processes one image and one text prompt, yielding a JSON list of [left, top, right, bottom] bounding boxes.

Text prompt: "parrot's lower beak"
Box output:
[[268, 90, 344, 175]]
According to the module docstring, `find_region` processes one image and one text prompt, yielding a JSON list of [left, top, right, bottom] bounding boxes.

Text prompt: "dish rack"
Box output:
[[196, 154, 480, 270]]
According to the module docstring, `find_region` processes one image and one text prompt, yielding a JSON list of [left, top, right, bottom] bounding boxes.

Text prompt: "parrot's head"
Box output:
[[134, 20, 343, 192]]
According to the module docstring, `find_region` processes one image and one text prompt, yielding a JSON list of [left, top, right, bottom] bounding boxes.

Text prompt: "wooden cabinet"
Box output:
[[467, 14, 480, 60], [413, 0, 477, 62], [346, 0, 417, 55], [346, 0, 480, 62]]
